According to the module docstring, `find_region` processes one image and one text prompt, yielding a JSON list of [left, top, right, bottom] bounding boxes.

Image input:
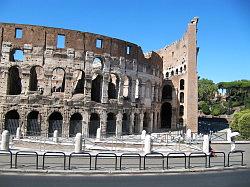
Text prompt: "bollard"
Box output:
[[74, 133, 82, 153], [144, 134, 152, 154], [141, 130, 146, 140], [227, 128, 232, 143], [53, 130, 58, 143], [186, 129, 192, 142], [203, 135, 209, 154], [96, 128, 101, 141], [1, 130, 10, 151], [16, 127, 21, 140]]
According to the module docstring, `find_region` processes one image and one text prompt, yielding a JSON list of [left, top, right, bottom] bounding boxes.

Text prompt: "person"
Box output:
[[209, 140, 215, 157]]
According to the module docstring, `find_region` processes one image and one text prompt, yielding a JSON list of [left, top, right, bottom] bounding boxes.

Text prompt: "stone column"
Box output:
[[82, 111, 90, 138], [62, 110, 69, 138], [84, 74, 92, 102], [129, 112, 135, 134], [139, 112, 144, 133], [74, 133, 82, 153], [100, 111, 107, 137], [155, 85, 159, 102], [118, 77, 124, 104], [140, 82, 146, 102], [101, 73, 109, 103], [0, 67, 9, 95], [149, 112, 154, 132], [151, 84, 155, 102], [63, 73, 72, 99], [154, 111, 158, 131], [21, 70, 30, 95], [116, 111, 123, 138], [130, 78, 136, 103], [44, 74, 52, 96]]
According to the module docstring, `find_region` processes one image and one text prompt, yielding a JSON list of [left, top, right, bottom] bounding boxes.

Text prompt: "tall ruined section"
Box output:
[[157, 17, 199, 132]]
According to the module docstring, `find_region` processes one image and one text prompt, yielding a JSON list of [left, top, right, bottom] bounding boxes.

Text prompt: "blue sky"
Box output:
[[1, 0, 249, 83]]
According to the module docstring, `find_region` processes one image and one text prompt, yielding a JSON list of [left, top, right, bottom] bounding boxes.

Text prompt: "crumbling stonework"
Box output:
[[0, 17, 199, 138]]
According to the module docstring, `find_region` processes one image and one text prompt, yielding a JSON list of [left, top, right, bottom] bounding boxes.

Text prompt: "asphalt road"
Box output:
[[0, 169, 250, 187]]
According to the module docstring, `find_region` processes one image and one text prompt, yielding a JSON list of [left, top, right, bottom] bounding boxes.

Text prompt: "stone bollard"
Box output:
[[227, 128, 232, 143], [141, 130, 146, 140], [186, 129, 192, 142], [74, 133, 82, 153], [202, 135, 209, 154], [53, 130, 58, 143], [144, 135, 152, 154], [16, 127, 21, 140], [96, 128, 101, 141], [1, 130, 10, 151]]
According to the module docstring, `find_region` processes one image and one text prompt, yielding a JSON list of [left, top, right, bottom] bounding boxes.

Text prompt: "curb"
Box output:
[[0, 166, 248, 176]]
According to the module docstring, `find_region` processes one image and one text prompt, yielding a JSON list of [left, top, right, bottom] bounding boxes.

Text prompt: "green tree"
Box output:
[[211, 103, 227, 116], [198, 78, 218, 102]]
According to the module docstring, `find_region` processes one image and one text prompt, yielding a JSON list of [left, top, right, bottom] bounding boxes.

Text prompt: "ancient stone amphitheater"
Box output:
[[0, 17, 199, 138]]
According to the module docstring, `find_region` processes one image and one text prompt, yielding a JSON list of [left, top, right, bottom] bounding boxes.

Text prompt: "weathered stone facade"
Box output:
[[0, 17, 199, 138]]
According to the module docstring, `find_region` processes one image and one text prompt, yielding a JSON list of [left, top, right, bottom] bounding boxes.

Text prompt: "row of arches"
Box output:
[[165, 65, 186, 78], [3, 110, 156, 137]]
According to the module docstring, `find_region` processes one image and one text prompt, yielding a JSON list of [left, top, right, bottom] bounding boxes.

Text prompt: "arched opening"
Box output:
[[108, 73, 119, 99], [171, 71, 174, 76], [106, 113, 116, 135], [122, 113, 129, 135], [161, 102, 172, 128], [91, 74, 102, 102], [10, 49, 24, 62], [135, 79, 140, 100], [180, 67, 183, 73], [180, 92, 184, 103], [180, 79, 185, 90], [166, 72, 169, 78], [93, 57, 103, 70], [4, 110, 20, 135], [162, 85, 172, 100], [73, 70, 85, 95], [27, 111, 41, 136], [69, 113, 82, 137], [143, 112, 149, 131], [89, 113, 100, 138], [176, 69, 178, 75], [123, 76, 131, 100], [51, 68, 65, 93], [184, 65, 186, 71], [179, 105, 184, 116], [7, 66, 22, 95], [48, 112, 63, 137], [29, 66, 44, 92], [133, 114, 140, 134]]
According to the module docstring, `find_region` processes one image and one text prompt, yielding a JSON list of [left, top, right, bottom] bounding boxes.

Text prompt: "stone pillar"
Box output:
[[100, 111, 107, 137], [155, 85, 159, 102], [101, 73, 109, 103], [149, 112, 154, 132], [82, 111, 89, 138], [227, 128, 232, 143], [131, 79, 136, 103], [144, 134, 152, 154], [64, 73, 72, 99], [151, 84, 155, 101], [16, 127, 21, 139], [74, 133, 82, 153], [186, 129, 192, 142], [139, 112, 144, 133], [84, 74, 92, 102], [96, 128, 101, 141], [1, 130, 10, 151], [44, 74, 52, 96], [129, 112, 135, 134], [118, 77, 124, 104], [116, 111, 122, 138], [62, 110, 69, 138], [0, 67, 9, 95], [21, 70, 30, 95], [154, 111, 158, 131], [141, 130, 146, 139], [140, 82, 146, 102], [53, 130, 58, 143]]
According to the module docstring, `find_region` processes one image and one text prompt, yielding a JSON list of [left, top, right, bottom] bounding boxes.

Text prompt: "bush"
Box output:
[[200, 102, 210, 115], [211, 104, 227, 116], [238, 113, 250, 139]]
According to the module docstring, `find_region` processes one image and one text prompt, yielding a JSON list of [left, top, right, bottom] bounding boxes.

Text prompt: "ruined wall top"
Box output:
[[0, 22, 162, 69]]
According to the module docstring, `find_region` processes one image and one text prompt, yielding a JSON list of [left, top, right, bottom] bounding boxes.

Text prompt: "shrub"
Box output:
[[211, 104, 227, 116], [201, 102, 210, 115], [238, 113, 250, 139]]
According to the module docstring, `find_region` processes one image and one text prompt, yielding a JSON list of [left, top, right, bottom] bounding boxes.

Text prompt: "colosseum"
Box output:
[[0, 17, 199, 138]]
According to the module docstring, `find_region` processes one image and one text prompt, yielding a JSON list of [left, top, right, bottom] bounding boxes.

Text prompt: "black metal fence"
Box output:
[[0, 150, 245, 171]]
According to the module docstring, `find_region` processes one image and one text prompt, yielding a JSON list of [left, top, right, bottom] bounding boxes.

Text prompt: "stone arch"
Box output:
[[69, 113, 82, 137], [48, 111, 63, 137], [4, 110, 20, 135], [72, 70, 85, 95], [123, 75, 132, 100], [180, 79, 185, 90], [122, 113, 129, 135], [51, 67, 65, 93], [162, 85, 172, 100], [7, 66, 22, 95], [108, 73, 119, 99], [29, 66, 44, 92], [106, 112, 116, 135], [92, 57, 103, 70], [180, 92, 184, 103], [27, 111, 41, 136], [161, 102, 172, 128], [89, 113, 100, 138], [91, 73, 102, 102], [179, 105, 184, 116]]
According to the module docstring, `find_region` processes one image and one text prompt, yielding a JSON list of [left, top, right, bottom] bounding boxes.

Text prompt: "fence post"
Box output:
[[1, 130, 10, 151]]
